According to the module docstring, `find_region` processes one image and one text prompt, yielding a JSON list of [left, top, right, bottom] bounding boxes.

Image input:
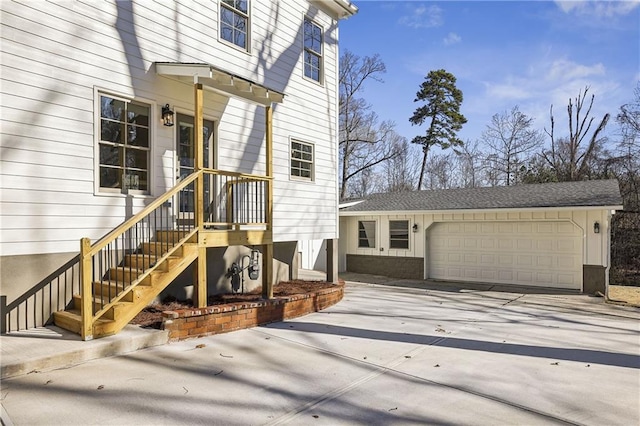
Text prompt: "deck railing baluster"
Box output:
[[3, 170, 270, 334]]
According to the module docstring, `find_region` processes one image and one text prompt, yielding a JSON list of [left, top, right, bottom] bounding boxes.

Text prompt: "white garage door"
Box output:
[[428, 221, 582, 289]]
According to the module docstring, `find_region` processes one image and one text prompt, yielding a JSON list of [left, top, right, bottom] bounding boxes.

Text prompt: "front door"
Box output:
[[176, 114, 214, 214]]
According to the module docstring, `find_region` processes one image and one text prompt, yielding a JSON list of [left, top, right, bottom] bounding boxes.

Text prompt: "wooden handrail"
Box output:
[[87, 171, 202, 257], [90, 229, 198, 322], [203, 222, 269, 226], [78, 168, 271, 339], [202, 168, 272, 181], [86, 169, 271, 257]]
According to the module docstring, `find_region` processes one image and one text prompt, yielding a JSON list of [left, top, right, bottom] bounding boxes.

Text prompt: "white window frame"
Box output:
[[303, 16, 323, 84], [94, 88, 154, 196], [219, 0, 251, 52], [290, 138, 314, 181], [358, 220, 376, 249], [389, 220, 409, 250]]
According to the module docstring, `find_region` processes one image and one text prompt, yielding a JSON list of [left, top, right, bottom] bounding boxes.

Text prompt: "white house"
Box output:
[[0, 0, 357, 338], [339, 180, 623, 293]]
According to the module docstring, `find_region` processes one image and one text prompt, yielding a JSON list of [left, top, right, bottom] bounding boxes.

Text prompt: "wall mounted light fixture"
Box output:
[[412, 223, 418, 233], [161, 104, 174, 127], [594, 221, 600, 234]]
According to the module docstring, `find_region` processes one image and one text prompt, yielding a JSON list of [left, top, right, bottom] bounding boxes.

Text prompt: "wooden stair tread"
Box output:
[[53, 310, 115, 325], [54, 237, 200, 339], [72, 294, 133, 305]]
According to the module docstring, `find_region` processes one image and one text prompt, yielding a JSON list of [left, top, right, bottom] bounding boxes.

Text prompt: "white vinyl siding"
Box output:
[[342, 208, 615, 290], [0, 0, 340, 255]]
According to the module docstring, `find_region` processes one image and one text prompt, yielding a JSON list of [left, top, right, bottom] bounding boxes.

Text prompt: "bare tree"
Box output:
[[454, 139, 484, 188], [423, 153, 456, 190], [542, 86, 610, 181], [339, 50, 401, 199], [613, 83, 640, 209], [482, 154, 502, 187], [618, 84, 640, 137], [482, 106, 543, 185], [346, 167, 382, 199], [381, 137, 419, 193], [520, 154, 558, 184]]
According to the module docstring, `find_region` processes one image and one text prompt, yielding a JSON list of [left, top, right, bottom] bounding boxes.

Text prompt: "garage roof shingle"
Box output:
[[340, 179, 623, 212]]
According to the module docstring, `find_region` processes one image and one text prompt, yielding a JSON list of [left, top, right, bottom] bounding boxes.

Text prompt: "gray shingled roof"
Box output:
[[340, 179, 623, 213]]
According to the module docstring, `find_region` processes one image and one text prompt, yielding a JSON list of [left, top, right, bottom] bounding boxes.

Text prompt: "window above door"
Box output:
[[220, 0, 250, 51]]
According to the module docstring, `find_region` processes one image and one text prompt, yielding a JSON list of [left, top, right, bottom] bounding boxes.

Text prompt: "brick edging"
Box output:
[[161, 284, 344, 340]]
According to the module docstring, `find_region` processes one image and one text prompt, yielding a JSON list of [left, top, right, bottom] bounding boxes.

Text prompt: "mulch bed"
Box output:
[[130, 280, 336, 329]]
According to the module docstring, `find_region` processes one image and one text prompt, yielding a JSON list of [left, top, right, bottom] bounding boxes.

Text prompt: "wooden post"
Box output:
[[226, 184, 234, 225], [265, 105, 273, 183], [0, 295, 7, 334], [326, 238, 339, 284], [195, 246, 207, 308], [194, 83, 204, 218], [262, 105, 274, 299], [262, 243, 274, 299], [194, 83, 207, 308], [80, 237, 93, 341]]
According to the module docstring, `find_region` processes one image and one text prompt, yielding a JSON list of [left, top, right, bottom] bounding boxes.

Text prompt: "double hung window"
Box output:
[[389, 220, 409, 249], [291, 140, 314, 180], [98, 94, 150, 192], [221, 0, 249, 50], [303, 18, 322, 82]]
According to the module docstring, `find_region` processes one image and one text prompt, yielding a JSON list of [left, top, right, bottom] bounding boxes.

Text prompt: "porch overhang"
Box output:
[[155, 62, 285, 106], [310, 0, 358, 19]]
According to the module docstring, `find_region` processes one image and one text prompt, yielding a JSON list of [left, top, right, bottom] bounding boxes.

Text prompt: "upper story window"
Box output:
[[98, 94, 150, 193], [291, 139, 314, 181], [303, 17, 322, 82], [389, 220, 409, 249], [358, 221, 376, 248], [220, 0, 249, 50]]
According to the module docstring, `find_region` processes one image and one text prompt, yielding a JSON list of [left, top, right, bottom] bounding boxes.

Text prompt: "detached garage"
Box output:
[[339, 180, 623, 293]]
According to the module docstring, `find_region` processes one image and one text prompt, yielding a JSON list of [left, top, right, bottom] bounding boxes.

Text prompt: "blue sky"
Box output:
[[339, 0, 640, 146]]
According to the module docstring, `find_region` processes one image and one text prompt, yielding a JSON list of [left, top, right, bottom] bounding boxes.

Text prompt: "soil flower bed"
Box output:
[[131, 280, 343, 339]]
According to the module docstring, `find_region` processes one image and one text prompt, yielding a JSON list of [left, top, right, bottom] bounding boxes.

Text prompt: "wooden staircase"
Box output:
[[45, 169, 272, 340], [53, 231, 198, 339]]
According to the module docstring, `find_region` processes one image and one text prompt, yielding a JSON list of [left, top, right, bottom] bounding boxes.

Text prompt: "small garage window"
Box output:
[[389, 220, 409, 249], [358, 221, 376, 248]]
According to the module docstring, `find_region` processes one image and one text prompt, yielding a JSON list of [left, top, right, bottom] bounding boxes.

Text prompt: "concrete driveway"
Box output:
[[2, 277, 639, 425]]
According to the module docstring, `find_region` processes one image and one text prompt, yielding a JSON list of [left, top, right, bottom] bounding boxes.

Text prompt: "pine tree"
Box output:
[[409, 69, 467, 190]]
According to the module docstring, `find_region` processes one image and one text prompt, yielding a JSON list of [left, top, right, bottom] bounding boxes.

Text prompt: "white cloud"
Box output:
[[453, 52, 623, 142], [484, 82, 531, 101], [555, 0, 640, 17], [443, 32, 461, 46], [398, 4, 443, 29], [545, 58, 606, 82], [512, 63, 617, 140]]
